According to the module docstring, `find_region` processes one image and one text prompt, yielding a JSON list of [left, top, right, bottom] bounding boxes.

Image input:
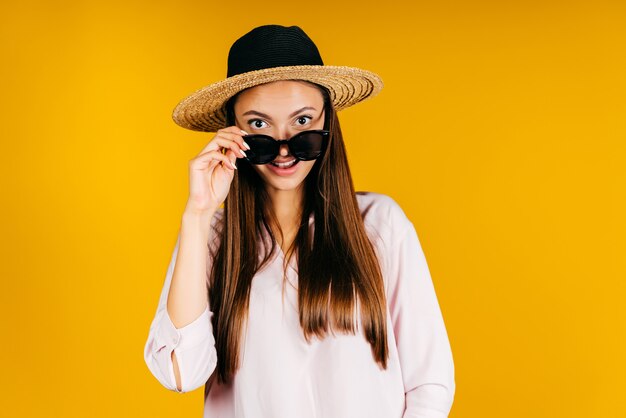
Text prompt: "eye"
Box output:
[[295, 115, 312, 126], [248, 119, 268, 129]]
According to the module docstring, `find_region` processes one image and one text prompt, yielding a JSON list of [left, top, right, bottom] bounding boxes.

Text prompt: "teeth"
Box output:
[[273, 159, 297, 168]]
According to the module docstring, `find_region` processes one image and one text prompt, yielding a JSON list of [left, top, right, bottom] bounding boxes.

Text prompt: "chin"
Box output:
[[266, 179, 305, 192]]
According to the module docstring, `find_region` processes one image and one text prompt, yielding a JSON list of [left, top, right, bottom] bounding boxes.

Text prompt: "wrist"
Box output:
[[182, 207, 215, 223], [183, 200, 218, 218], [181, 209, 214, 242]]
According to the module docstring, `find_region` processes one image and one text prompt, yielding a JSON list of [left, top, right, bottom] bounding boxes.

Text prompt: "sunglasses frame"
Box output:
[[242, 129, 330, 165]]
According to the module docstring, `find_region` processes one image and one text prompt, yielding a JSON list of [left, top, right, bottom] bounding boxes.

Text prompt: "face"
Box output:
[[233, 80, 326, 194]]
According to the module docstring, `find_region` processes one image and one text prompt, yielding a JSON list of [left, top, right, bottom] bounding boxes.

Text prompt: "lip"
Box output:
[[267, 159, 300, 176]]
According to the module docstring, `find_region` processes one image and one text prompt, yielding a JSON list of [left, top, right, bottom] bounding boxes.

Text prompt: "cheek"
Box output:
[[299, 160, 316, 176]]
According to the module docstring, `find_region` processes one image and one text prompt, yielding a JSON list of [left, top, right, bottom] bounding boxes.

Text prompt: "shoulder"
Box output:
[[355, 191, 413, 233], [355, 192, 420, 290]]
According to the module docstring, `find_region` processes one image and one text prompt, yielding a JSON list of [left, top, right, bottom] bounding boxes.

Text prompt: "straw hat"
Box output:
[[171, 24, 384, 132]]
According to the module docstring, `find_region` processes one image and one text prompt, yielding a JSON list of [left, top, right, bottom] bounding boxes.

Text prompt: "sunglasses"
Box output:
[[242, 129, 330, 165]]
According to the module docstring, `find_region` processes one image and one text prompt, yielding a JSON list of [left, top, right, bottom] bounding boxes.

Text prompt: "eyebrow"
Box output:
[[241, 106, 318, 120]]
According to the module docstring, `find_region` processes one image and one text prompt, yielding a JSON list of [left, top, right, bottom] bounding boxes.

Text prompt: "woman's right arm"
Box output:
[[143, 209, 219, 393], [144, 126, 249, 393]]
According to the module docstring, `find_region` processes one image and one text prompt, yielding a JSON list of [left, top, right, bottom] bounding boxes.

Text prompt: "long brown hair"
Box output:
[[208, 82, 388, 384]]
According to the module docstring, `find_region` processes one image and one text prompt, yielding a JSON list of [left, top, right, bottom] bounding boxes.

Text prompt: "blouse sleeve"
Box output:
[[384, 204, 456, 417], [143, 233, 218, 393]]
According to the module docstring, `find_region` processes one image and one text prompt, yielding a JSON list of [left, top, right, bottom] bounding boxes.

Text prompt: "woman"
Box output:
[[144, 24, 455, 418]]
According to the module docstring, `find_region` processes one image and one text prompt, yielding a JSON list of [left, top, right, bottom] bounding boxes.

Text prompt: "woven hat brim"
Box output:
[[171, 65, 383, 132]]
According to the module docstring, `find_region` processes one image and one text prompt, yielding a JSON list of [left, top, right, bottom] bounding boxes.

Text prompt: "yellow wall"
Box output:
[[1, 1, 624, 416]]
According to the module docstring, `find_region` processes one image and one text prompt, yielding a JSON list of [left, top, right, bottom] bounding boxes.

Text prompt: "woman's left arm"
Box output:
[[383, 203, 456, 418]]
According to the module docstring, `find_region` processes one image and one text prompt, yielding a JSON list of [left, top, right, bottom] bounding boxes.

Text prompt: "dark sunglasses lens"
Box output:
[[291, 132, 327, 160], [245, 136, 277, 164]]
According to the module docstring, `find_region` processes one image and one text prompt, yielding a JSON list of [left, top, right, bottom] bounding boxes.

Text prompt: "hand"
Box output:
[[184, 126, 250, 214]]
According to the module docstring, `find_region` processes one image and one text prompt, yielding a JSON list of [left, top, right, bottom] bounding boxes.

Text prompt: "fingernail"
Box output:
[[240, 129, 249, 135], [231, 161, 237, 169], [243, 141, 251, 150], [239, 149, 247, 157]]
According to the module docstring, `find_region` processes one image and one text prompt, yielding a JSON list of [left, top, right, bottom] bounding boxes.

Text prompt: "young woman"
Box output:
[[144, 25, 455, 418]]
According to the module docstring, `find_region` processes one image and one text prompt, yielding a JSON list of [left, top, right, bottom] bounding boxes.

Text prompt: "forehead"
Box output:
[[234, 80, 324, 114]]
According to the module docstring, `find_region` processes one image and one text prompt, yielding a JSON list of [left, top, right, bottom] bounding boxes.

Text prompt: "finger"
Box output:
[[207, 159, 220, 171], [216, 130, 251, 153], [193, 150, 236, 170], [220, 125, 250, 138], [224, 149, 238, 169], [200, 131, 250, 156], [198, 126, 244, 154], [207, 137, 248, 158], [219, 126, 251, 149]]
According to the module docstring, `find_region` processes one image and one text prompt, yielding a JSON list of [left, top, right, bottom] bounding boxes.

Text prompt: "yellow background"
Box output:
[[1, 0, 624, 416]]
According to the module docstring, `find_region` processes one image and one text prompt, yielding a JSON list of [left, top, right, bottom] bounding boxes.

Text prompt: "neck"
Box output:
[[266, 185, 304, 250]]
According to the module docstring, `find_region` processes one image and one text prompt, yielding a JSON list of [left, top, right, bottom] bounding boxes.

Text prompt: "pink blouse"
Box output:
[[144, 192, 455, 417]]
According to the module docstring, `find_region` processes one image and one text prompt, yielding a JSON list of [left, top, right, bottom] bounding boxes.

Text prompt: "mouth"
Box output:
[[270, 159, 298, 169]]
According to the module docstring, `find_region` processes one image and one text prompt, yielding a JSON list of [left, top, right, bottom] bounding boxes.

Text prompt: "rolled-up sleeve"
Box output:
[[143, 233, 218, 393], [384, 205, 456, 417]]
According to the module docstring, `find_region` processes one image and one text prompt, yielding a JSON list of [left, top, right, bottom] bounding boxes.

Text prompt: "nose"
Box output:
[[275, 129, 293, 157], [278, 143, 289, 157]]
